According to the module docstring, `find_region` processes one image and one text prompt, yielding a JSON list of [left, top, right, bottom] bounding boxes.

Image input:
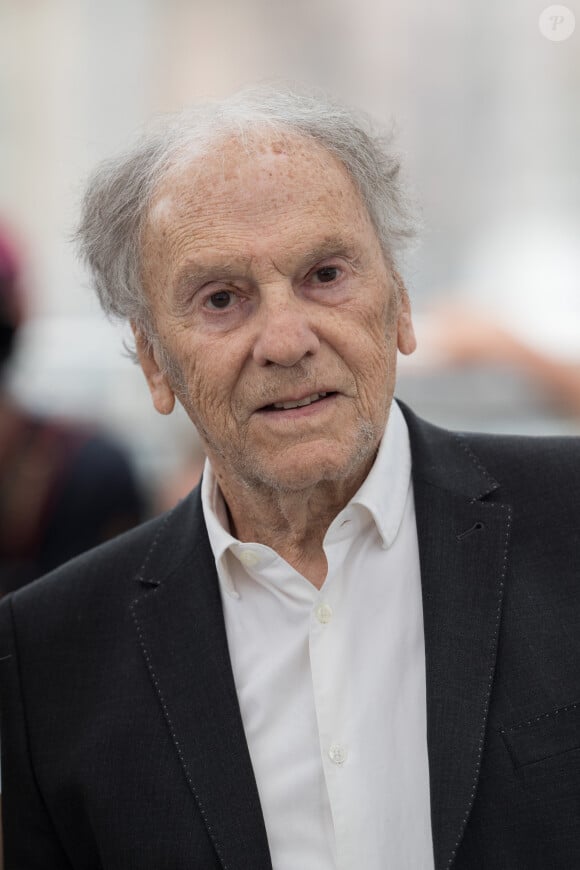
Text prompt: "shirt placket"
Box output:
[[309, 531, 356, 870]]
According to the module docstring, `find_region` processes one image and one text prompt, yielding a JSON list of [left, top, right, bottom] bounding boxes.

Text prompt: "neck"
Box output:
[[213, 459, 374, 589]]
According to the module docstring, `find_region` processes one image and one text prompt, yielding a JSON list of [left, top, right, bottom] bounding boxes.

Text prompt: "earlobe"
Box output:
[[131, 323, 176, 416]]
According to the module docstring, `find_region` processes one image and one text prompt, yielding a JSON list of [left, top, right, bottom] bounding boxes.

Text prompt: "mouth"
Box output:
[[257, 391, 339, 415]]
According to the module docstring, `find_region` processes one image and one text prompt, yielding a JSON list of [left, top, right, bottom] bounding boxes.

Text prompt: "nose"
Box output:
[[252, 287, 320, 367]]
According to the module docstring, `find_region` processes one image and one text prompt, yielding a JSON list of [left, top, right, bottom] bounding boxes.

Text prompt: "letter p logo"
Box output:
[[539, 5, 576, 40]]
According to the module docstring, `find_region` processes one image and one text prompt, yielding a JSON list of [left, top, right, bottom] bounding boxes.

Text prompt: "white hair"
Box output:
[[76, 83, 420, 346]]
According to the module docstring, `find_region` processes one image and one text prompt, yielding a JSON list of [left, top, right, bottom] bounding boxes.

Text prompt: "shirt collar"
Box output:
[[345, 400, 411, 549], [201, 458, 240, 597], [201, 399, 412, 595]]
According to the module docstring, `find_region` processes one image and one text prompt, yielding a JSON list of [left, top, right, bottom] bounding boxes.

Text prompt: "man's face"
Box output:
[[136, 132, 416, 494]]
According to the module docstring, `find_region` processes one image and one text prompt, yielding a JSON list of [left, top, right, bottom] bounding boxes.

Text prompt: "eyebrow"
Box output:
[[298, 237, 360, 264], [172, 235, 361, 297], [172, 261, 248, 302]]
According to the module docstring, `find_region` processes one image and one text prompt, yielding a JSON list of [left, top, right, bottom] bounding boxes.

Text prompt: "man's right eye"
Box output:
[[206, 290, 234, 310]]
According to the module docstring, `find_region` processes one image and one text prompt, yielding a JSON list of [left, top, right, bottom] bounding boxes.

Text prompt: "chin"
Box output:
[[243, 441, 377, 494]]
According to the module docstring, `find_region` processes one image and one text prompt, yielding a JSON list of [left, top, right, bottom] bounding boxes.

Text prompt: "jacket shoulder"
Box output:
[[398, 399, 580, 505], [0, 489, 204, 643], [458, 428, 580, 497]]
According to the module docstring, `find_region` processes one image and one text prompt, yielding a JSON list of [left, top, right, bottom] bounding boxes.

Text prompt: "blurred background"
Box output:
[[1, 0, 579, 518]]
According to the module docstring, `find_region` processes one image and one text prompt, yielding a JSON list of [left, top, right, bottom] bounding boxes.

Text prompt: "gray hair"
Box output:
[[76, 83, 420, 345]]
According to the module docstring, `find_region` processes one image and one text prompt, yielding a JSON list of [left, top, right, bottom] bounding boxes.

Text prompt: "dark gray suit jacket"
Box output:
[[1, 402, 579, 869]]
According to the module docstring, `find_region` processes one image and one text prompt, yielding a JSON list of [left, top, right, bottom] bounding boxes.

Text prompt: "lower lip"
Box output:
[[256, 393, 338, 421]]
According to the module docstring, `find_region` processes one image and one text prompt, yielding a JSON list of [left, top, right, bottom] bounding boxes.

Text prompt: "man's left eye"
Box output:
[[206, 290, 235, 310], [313, 266, 340, 283]]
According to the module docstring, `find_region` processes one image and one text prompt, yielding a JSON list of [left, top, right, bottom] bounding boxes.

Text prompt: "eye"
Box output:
[[311, 265, 341, 284], [205, 290, 236, 310]]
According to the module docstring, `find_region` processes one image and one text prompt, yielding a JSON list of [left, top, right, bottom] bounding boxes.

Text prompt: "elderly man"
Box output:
[[1, 86, 579, 870]]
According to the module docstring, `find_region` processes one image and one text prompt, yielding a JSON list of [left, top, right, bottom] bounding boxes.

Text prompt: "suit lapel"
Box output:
[[131, 494, 273, 870], [400, 402, 512, 869]]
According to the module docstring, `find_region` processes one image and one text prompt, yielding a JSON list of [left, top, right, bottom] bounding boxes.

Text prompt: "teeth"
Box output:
[[273, 392, 327, 410]]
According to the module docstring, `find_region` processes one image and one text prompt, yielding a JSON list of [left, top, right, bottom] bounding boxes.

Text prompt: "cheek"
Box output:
[[182, 358, 226, 416], [351, 295, 397, 367], [344, 304, 398, 409], [168, 334, 240, 428]]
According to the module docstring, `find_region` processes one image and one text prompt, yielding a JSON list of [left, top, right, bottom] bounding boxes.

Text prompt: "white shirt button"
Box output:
[[238, 549, 261, 568], [328, 743, 347, 765], [315, 602, 333, 624]]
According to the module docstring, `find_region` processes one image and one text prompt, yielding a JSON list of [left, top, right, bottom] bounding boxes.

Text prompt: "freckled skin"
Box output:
[[135, 132, 416, 585]]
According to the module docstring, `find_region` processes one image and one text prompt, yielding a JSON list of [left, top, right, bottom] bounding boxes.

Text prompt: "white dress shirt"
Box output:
[[201, 401, 434, 870]]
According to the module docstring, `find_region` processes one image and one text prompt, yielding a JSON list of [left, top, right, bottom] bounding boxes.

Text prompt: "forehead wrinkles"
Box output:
[[149, 132, 362, 226]]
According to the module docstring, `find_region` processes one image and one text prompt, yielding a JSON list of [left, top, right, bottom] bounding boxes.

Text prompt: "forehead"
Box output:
[[146, 130, 374, 243]]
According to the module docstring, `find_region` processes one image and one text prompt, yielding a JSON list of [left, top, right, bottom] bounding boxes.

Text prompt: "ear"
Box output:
[[131, 323, 176, 415], [393, 274, 417, 356]]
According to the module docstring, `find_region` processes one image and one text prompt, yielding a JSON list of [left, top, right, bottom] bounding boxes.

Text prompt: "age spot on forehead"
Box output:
[[253, 136, 288, 156]]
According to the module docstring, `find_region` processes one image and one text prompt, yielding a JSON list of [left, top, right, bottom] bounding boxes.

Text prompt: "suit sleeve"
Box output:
[[0, 596, 73, 869]]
